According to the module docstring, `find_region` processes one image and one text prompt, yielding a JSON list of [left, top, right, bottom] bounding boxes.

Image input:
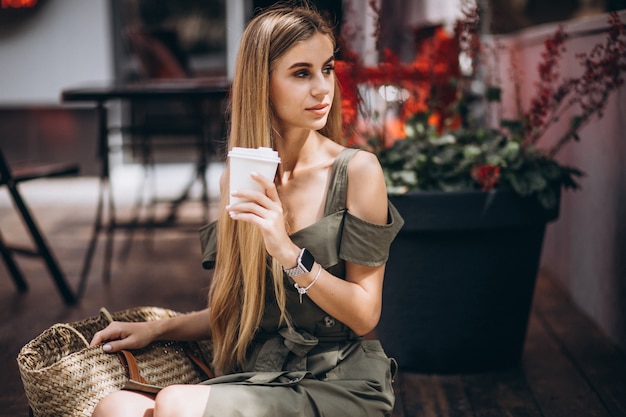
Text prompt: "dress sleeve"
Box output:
[[199, 221, 217, 269], [339, 201, 405, 266]]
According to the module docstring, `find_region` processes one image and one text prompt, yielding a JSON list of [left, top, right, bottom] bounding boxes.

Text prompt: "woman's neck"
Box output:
[[274, 130, 322, 176]]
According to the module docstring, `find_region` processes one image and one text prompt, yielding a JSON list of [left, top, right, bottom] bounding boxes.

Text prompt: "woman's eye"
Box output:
[[323, 65, 335, 75], [294, 70, 310, 78]]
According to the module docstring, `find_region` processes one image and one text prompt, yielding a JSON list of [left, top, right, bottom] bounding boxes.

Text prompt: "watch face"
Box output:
[[300, 249, 315, 272]]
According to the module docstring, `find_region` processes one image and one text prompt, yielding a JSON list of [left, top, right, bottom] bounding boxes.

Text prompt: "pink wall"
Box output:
[[493, 10, 626, 350]]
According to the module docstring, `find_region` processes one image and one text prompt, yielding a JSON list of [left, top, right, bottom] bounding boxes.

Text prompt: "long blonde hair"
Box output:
[[209, 5, 343, 373]]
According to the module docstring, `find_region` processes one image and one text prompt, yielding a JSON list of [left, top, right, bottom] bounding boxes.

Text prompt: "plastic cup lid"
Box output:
[[228, 147, 280, 163]]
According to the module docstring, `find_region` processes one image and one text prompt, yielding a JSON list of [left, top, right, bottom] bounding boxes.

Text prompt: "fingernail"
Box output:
[[225, 204, 231, 210], [229, 211, 236, 218], [231, 190, 238, 195], [250, 171, 258, 177], [102, 344, 112, 352]]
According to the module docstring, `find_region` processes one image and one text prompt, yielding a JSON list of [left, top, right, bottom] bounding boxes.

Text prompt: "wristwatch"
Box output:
[[283, 248, 315, 277]]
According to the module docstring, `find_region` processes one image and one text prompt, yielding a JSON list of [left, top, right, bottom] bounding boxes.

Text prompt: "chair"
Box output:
[[0, 146, 80, 305], [122, 27, 224, 226]]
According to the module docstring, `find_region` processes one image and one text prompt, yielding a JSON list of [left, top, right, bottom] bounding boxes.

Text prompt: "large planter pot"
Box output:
[[377, 189, 559, 374]]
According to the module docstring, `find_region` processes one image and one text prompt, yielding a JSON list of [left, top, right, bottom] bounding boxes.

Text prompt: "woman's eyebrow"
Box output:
[[287, 55, 335, 70], [288, 62, 312, 69]]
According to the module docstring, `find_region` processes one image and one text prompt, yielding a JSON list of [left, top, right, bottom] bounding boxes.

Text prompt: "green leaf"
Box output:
[[386, 185, 408, 195], [537, 188, 557, 210], [463, 144, 482, 160], [432, 147, 460, 165], [486, 155, 503, 166], [570, 115, 583, 130], [509, 175, 530, 196], [404, 123, 417, 138], [429, 134, 457, 146], [502, 141, 520, 161], [500, 119, 524, 133], [390, 170, 418, 186], [540, 161, 562, 180], [525, 169, 548, 192], [486, 86, 502, 102]]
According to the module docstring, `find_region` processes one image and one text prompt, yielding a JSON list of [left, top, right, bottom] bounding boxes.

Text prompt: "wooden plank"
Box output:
[[393, 372, 473, 417], [462, 369, 542, 417], [532, 275, 626, 417], [433, 375, 474, 417], [523, 307, 611, 416]]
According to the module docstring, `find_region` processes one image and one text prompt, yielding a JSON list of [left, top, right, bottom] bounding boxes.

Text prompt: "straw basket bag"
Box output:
[[17, 306, 214, 417]]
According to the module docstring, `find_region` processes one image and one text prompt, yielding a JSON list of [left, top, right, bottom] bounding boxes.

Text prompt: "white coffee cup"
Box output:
[[228, 147, 281, 205]]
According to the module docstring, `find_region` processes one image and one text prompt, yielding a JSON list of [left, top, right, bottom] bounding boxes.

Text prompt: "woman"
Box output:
[[90, 4, 404, 417]]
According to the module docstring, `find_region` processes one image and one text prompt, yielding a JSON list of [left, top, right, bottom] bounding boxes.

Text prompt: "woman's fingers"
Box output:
[[230, 173, 279, 208], [90, 324, 121, 347], [99, 340, 120, 353], [227, 172, 291, 258], [251, 171, 281, 201], [89, 322, 150, 353], [228, 172, 282, 219], [228, 192, 283, 221]]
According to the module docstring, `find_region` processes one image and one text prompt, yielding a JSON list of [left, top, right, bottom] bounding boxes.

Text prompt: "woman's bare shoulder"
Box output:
[[348, 149, 382, 174], [346, 150, 388, 225]]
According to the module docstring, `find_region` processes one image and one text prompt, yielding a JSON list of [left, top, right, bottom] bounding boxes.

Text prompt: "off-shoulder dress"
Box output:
[[197, 147, 404, 417]]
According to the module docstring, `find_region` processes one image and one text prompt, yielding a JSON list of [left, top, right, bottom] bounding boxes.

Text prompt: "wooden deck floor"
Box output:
[[1, 176, 625, 417], [391, 273, 626, 417]]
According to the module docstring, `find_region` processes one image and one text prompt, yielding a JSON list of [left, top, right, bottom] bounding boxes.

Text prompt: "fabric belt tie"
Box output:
[[253, 327, 319, 372]]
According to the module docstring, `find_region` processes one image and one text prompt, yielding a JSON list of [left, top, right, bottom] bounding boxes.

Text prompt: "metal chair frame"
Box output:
[[0, 147, 80, 305]]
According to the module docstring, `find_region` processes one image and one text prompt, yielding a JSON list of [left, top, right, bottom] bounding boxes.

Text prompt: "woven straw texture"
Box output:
[[16, 306, 213, 417]]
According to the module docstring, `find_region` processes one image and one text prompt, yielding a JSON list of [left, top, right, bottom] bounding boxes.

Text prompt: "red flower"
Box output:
[[335, 25, 461, 144], [335, 59, 360, 143], [524, 12, 626, 155], [471, 164, 501, 191]]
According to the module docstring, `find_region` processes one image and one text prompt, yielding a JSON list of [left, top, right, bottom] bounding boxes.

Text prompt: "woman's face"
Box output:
[[269, 32, 335, 135]]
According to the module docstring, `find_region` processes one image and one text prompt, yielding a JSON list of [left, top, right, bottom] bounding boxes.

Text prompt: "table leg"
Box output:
[[76, 175, 106, 297], [77, 102, 119, 291]]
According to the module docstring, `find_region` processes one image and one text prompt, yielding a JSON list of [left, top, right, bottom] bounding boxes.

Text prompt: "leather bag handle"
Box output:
[[115, 343, 214, 393], [185, 346, 215, 379], [98, 307, 214, 393], [117, 350, 150, 385]]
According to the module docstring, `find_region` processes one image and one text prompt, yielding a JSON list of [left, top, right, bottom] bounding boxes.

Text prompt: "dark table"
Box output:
[[61, 78, 230, 290]]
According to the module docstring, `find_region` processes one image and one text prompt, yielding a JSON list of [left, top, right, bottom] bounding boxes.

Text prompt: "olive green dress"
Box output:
[[198, 148, 404, 417]]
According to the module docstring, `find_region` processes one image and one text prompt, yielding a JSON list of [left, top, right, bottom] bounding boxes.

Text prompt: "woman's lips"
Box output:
[[306, 103, 329, 115]]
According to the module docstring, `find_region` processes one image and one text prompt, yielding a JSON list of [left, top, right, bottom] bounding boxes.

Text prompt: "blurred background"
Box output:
[[0, 3, 625, 416], [0, 0, 625, 356], [2, 0, 624, 103]]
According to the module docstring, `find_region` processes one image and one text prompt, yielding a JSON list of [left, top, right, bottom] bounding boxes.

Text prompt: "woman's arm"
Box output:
[[228, 150, 389, 336], [90, 308, 212, 352], [289, 151, 388, 335]]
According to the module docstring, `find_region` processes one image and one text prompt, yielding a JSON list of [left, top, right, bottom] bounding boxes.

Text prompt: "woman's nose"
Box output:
[[311, 74, 331, 96]]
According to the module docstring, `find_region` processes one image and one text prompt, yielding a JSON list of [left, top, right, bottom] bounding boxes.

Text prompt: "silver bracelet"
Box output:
[[294, 263, 322, 304]]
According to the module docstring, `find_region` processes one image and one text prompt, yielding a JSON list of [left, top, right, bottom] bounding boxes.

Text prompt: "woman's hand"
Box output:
[[90, 321, 157, 353], [226, 172, 299, 266]]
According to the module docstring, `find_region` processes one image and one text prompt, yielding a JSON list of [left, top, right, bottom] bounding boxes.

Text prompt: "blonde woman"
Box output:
[[90, 4, 404, 417]]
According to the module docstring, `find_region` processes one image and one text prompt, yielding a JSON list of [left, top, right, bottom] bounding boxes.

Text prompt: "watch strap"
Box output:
[[283, 248, 315, 277]]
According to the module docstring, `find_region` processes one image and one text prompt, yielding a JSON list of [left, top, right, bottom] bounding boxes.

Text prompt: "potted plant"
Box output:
[[336, 3, 626, 373]]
